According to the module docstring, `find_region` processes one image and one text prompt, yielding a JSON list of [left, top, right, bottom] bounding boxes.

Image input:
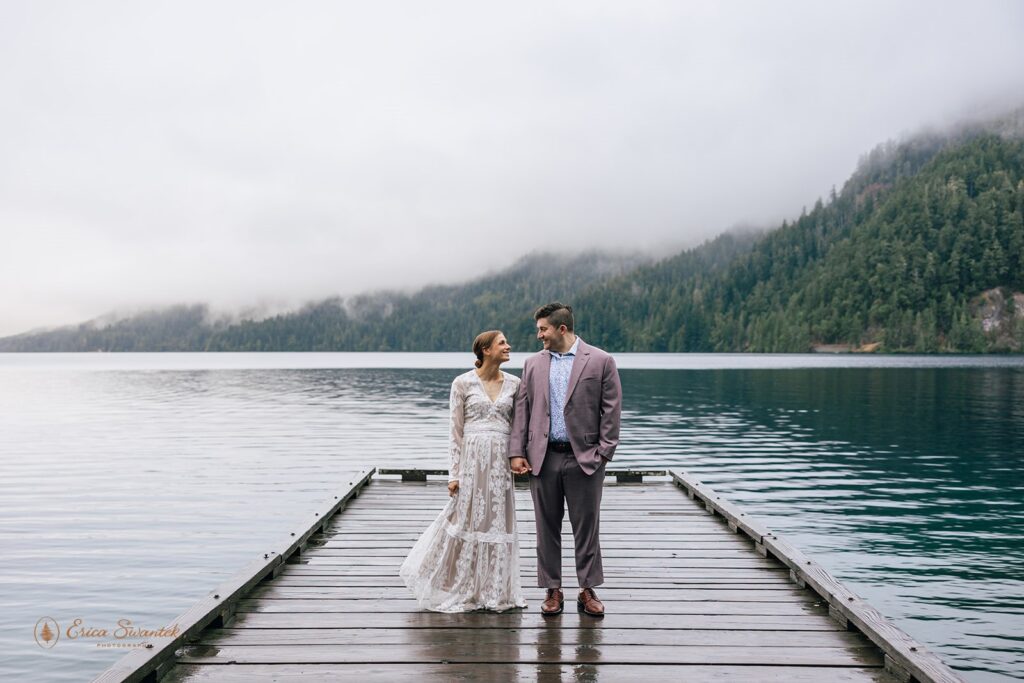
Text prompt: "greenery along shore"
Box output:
[[3, 113, 1023, 354]]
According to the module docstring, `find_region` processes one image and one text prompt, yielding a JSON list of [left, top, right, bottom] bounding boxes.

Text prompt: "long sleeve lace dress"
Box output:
[[399, 370, 527, 612]]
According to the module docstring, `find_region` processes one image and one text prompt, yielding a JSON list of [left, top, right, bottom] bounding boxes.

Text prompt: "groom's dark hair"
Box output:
[[535, 302, 574, 331]]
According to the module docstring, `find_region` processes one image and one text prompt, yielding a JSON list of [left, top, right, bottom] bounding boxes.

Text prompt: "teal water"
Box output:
[[1, 353, 1021, 681]]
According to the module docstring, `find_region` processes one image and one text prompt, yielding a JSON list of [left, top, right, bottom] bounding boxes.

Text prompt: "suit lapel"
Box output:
[[536, 350, 551, 412], [564, 341, 591, 404]]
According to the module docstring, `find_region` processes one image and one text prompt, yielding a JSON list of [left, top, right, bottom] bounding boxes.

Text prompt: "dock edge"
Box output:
[[668, 468, 965, 683], [90, 468, 377, 683]]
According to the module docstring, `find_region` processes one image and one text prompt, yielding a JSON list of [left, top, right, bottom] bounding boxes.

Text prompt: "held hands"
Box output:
[[510, 457, 532, 475], [447, 481, 459, 496]]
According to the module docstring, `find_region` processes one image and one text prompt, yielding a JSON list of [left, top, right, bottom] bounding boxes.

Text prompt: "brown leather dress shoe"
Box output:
[[577, 587, 605, 617], [541, 588, 564, 615]]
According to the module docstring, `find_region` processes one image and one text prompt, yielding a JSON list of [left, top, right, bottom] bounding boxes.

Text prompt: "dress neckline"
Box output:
[[474, 370, 505, 404]]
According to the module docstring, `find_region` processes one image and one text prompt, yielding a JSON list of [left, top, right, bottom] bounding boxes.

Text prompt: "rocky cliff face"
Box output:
[[974, 287, 1024, 351]]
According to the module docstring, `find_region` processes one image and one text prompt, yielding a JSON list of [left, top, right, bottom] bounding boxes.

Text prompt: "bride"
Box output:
[[399, 330, 527, 612]]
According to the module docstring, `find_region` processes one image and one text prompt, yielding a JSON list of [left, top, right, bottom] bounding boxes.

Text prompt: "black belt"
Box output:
[[547, 441, 573, 452]]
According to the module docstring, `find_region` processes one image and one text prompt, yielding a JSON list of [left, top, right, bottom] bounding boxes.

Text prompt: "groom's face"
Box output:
[[536, 317, 567, 351]]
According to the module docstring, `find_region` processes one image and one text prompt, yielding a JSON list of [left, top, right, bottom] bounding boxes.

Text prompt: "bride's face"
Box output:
[[485, 335, 512, 364]]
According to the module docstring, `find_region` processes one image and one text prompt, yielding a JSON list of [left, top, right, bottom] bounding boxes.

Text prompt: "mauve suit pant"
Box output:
[[529, 444, 605, 589]]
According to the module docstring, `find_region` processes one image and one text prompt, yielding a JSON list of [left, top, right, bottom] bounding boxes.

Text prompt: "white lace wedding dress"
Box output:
[[399, 370, 528, 612]]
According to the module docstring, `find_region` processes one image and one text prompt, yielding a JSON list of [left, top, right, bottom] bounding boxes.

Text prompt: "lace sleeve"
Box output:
[[448, 377, 465, 483]]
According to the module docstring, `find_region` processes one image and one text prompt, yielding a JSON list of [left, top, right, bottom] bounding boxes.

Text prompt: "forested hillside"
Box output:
[[3, 113, 1022, 353], [579, 129, 1024, 352], [0, 252, 651, 352]]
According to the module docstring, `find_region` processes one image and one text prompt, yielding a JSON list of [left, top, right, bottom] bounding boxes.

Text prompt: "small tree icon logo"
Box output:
[[34, 617, 60, 649]]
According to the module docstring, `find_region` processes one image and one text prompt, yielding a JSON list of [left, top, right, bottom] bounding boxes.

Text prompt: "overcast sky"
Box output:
[[2, 1, 1023, 337]]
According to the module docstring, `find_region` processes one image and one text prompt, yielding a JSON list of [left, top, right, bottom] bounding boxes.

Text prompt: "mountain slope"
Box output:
[[576, 124, 1024, 352]]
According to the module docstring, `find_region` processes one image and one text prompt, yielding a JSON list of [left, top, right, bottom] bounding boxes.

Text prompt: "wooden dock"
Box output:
[[94, 468, 964, 682]]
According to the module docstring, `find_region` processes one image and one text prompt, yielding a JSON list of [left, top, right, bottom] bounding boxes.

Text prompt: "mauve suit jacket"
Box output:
[[509, 339, 622, 476]]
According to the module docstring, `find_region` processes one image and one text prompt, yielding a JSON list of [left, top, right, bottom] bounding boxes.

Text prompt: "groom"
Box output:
[[509, 302, 622, 617]]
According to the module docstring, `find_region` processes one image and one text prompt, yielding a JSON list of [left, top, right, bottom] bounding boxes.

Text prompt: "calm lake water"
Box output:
[[1, 352, 1023, 682]]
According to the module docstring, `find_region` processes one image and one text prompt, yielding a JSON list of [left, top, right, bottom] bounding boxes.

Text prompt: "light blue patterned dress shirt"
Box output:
[[548, 337, 580, 443]]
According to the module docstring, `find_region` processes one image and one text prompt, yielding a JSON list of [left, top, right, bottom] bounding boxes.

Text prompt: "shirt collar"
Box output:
[[549, 336, 581, 358]]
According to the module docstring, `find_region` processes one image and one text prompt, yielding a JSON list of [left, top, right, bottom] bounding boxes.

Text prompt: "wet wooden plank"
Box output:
[[347, 495, 695, 504], [247, 585, 808, 601], [320, 532, 735, 541], [331, 512, 713, 520], [318, 541, 748, 551], [323, 532, 733, 536], [340, 500, 708, 508], [333, 511, 710, 517], [367, 479, 674, 492], [300, 556, 778, 567], [325, 527, 734, 536], [350, 501, 685, 508], [311, 547, 756, 557], [230, 611, 849, 631], [280, 565, 789, 577], [376, 467, 673, 484], [234, 598, 826, 615], [316, 536, 755, 547], [325, 525, 735, 532], [269, 576, 795, 587], [176, 643, 883, 667], [200, 626, 867, 647], [164, 663, 895, 683]]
